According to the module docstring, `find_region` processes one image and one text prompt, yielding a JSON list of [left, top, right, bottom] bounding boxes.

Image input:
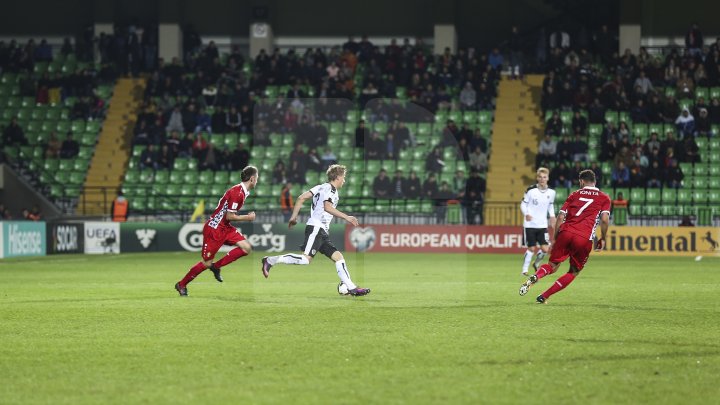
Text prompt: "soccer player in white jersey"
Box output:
[[260, 164, 371, 296], [520, 167, 557, 275]]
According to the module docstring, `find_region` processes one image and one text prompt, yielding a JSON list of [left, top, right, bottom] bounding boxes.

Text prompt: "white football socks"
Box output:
[[522, 250, 533, 273], [270, 254, 309, 265], [335, 260, 357, 290]]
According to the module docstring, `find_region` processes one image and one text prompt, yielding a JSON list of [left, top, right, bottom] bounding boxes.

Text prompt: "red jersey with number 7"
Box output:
[[558, 186, 611, 240]]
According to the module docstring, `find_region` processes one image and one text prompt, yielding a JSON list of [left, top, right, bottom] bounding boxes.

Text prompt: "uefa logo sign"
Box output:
[[349, 227, 376, 252]]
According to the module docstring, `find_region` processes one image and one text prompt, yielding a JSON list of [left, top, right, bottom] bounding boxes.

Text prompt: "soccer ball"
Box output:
[[337, 282, 350, 295]]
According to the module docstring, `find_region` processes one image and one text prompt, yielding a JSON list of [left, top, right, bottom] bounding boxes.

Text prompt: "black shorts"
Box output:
[[524, 227, 550, 247], [301, 225, 338, 259]]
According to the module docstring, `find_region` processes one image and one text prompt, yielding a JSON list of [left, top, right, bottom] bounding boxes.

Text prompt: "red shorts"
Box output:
[[549, 230, 593, 271], [201, 225, 246, 261]]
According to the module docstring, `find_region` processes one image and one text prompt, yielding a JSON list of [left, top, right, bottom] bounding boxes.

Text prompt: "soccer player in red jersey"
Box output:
[[175, 166, 259, 296], [519, 169, 610, 303]]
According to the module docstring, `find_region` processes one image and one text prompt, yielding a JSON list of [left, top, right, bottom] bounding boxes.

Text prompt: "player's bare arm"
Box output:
[[288, 191, 312, 228], [324, 201, 359, 226], [595, 212, 610, 251], [226, 211, 255, 222], [554, 212, 566, 240]]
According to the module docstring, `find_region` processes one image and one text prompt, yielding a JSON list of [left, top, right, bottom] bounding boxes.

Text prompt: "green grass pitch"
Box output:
[[1, 252, 719, 404]]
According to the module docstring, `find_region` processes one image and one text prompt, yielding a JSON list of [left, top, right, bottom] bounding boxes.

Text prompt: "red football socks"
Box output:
[[535, 263, 554, 280], [213, 247, 247, 269], [179, 261, 208, 287], [541, 272, 577, 299]]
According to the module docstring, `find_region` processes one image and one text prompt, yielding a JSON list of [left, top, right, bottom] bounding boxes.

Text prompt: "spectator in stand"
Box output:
[[685, 23, 704, 57], [675, 107, 695, 138], [440, 120, 459, 147], [646, 160, 664, 188], [391, 170, 406, 198], [199, 143, 217, 171], [545, 112, 563, 136], [165, 105, 184, 133], [683, 136, 701, 163], [45, 131, 61, 158], [217, 146, 232, 171], [587, 98, 606, 124], [452, 170, 467, 202], [695, 108, 710, 136], [666, 160, 684, 188], [550, 161, 571, 188], [272, 161, 288, 185], [676, 71, 695, 98], [139, 144, 158, 170], [434, 182, 455, 224], [192, 133, 208, 160], [459, 82, 476, 110], [629, 158, 645, 187], [182, 104, 198, 134], [211, 106, 227, 134], [469, 129, 487, 154], [630, 99, 650, 124], [226, 105, 242, 133], [165, 131, 181, 156], [354, 120, 366, 148], [2, 117, 28, 146], [157, 144, 175, 169], [425, 147, 445, 174], [556, 135, 573, 161], [571, 110, 587, 135], [571, 134, 588, 162], [60, 132, 80, 159], [0, 203, 10, 220], [231, 143, 251, 171], [536, 134, 557, 168], [611, 161, 630, 187], [195, 107, 212, 134], [321, 148, 337, 169], [646, 94, 667, 123], [404, 171, 422, 198], [306, 147, 323, 172], [288, 144, 307, 184], [468, 145, 488, 172], [366, 132, 385, 160], [633, 70, 654, 95], [372, 169, 393, 198], [422, 173, 439, 201], [589, 161, 603, 186], [178, 132, 194, 158], [465, 169, 485, 225]]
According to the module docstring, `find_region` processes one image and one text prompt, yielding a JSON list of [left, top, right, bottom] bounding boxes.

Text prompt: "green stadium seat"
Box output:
[[647, 123, 663, 136], [645, 189, 661, 203], [692, 189, 709, 204], [695, 87, 708, 101], [73, 158, 90, 171], [554, 188, 568, 204], [68, 171, 85, 185], [198, 171, 213, 184], [612, 188, 630, 200], [214, 171, 229, 184], [85, 121, 100, 133], [169, 171, 185, 184], [709, 177, 720, 188], [677, 189, 691, 204], [629, 188, 645, 204], [709, 189, 720, 204], [643, 205, 660, 216], [660, 205, 680, 216], [182, 171, 199, 185], [154, 170, 169, 184], [604, 111, 618, 125], [71, 120, 85, 132], [631, 124, 647, 140]]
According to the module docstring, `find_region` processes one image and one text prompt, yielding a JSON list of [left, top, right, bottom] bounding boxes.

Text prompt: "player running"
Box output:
[[260, 164, 371, 296], [175, 166, 259, 296], [519, 169, 610, 303], [520, 167, 556, 275]]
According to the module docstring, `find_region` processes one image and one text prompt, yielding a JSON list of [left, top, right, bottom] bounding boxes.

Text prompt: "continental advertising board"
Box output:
[[598, 226, 720, 257]]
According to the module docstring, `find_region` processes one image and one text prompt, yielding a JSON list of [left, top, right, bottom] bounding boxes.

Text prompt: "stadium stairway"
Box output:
[[78, 78, 146, 215], [485, 74, 544, 225]]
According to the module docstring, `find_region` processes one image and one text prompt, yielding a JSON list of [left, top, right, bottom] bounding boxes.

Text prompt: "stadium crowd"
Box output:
[[537, 23, 718, 189]]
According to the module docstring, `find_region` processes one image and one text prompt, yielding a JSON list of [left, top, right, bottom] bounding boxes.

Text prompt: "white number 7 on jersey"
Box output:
[[577, 197, 594, 215]]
